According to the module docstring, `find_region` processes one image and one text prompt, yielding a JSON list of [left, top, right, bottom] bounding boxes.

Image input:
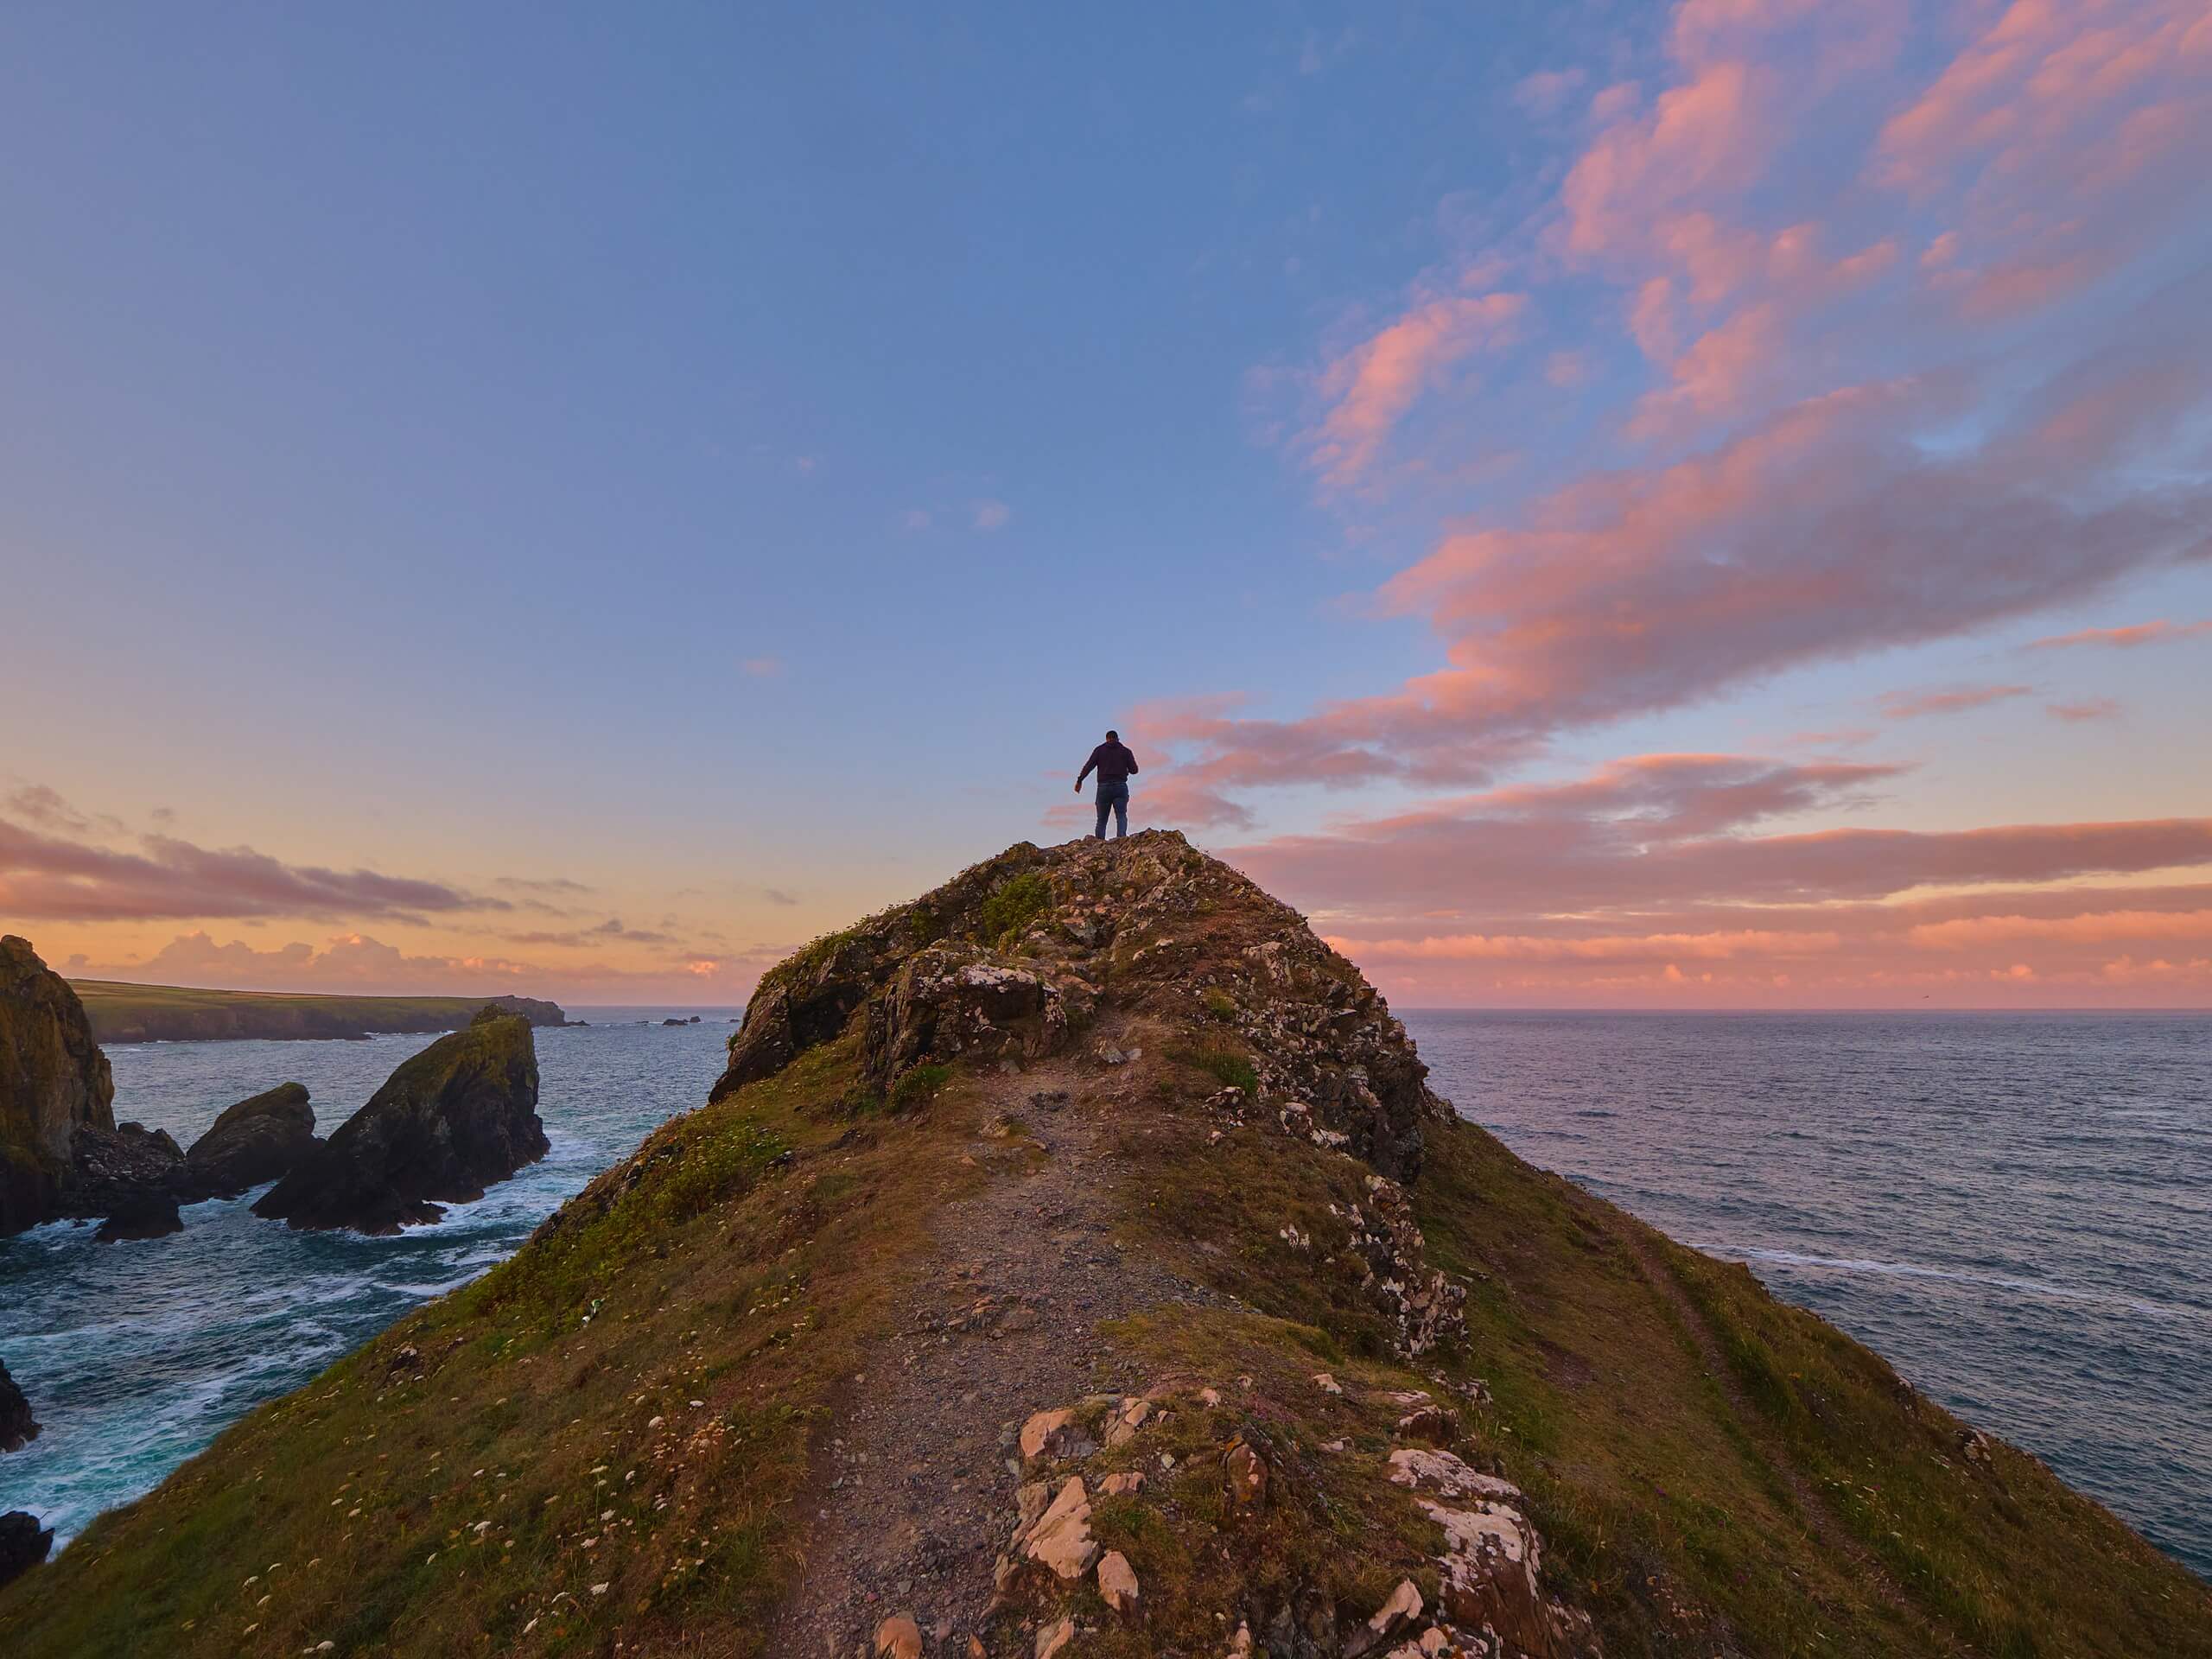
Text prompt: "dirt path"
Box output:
[[769, 1042, 1223, 1656]]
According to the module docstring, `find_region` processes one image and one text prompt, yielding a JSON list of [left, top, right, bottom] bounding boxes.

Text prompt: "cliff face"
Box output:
[[0, 937, 117, 1236], [3, 837, 2208, 1659], [253, 1011, 545, 1233]]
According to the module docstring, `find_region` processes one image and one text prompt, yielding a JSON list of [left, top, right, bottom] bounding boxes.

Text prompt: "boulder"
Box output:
[[185, 1082, 317, 1198], [254, 1011, 545, 1234], [863, 945, 1077, 1093], [0, 1357, 37, 1452], [0, 1510, 53, 1589], [95, 1196, 184, 1242], [63, 1122, 187, 1217], [0, 936, 117, 1235]]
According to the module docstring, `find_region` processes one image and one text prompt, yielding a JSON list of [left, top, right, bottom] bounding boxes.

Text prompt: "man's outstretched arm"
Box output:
[[1075, 747, 1099, 790]]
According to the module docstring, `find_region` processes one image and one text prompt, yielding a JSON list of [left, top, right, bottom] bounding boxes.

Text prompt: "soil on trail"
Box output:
[[771, 1039, 1224, 1656]]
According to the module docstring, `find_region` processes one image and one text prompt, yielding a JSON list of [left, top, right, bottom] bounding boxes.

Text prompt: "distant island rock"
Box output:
[[253, 1009, 546, 1234], [184, 1082, 318, 1198], [0, 1357, 36, 1453], [1, 936, 121, 1236], [661, 1015, 702, 1027], [68, 983, 575, 1046]]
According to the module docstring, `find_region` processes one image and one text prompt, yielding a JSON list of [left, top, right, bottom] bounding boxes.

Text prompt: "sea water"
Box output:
[[1, 1010, 2204, 1581], [0, 1013, 735, 1547], [1413, 1010, 2211, 1580]]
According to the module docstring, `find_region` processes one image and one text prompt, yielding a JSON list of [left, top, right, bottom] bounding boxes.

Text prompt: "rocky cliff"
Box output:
[[184, 1082, 318, 1198], [253, 1010, 545, 1233], [0, 937, 118, 1236], [2, 836, 2206, 1658]]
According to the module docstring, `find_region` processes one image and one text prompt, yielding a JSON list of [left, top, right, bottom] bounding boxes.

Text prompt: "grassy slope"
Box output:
[[4, 986, 2205, 1653], [68, 982, 558, 1044]]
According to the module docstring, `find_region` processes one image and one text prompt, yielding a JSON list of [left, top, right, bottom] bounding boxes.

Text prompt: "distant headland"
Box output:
[[65, 981, 575, 1045]]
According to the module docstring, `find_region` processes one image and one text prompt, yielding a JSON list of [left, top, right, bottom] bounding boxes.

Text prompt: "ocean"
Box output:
[[1, 1008, 2204, 1581], [1413, 1009, 2211, 1580]]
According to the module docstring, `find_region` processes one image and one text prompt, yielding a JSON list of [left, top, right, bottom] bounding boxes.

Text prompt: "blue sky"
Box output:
[[3, 2, 2209, 1005]]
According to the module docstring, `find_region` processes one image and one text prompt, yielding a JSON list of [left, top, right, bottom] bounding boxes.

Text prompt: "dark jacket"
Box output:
[[1077, 741, 1139, 789]]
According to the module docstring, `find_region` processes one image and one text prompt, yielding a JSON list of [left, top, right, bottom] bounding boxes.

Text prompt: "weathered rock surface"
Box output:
[[0, 936, 118, 1235], [184, 1082, 317, 1198], [709, 835, 1445, 1185], [254, 1009, 544, 1234], [62, 1122, 188, 1219], [0, 1358, 37, 1452], [0, 1511, 52, 1589], [93, 1195, 184, 1242]]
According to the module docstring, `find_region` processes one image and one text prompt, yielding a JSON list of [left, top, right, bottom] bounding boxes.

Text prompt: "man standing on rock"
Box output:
[[1074, 729, 1140, 840]]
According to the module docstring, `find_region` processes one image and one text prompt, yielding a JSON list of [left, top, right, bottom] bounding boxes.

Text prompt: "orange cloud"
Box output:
[[2029, 619, 2211, 650]]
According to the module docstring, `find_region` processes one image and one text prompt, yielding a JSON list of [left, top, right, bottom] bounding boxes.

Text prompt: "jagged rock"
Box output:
[[1018, 1476, 1096, 1580], [1389, 1446, 1594, 1656], [0, 936, 117, 1235], [185, 1082, 317, 1198], [873, 1613, 922, 1659], [94, 1194, 183, 1242], [1334, 1178, 1467, 1357], [0, 1510, 53, 1588], [1019, 1408, 1096, 1464], [865, 946, 1079, 1093], [1097, 1548, 1140, 1616], [254, 1010, 544, 1234], [1034, 1617, 1074, 1658], [1224, 1435, 1269, 1510], [1099, 1471, 1144, 1497], [64, 1122, 187, 1218], [0, 1357, 37, 1452]]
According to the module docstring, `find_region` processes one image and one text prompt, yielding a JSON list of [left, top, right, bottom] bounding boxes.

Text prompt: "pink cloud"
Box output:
[[2046, 697, 2123, 722], [1305, 292, 1527, 486], [0, 815, 494, 924], [2028, 619, 2212, 650], [1878, 683, 2031, 719]]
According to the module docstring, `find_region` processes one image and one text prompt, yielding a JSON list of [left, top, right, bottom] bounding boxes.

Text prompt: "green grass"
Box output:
[[1165, 1043, 1259, 1095], [978, 871, 1052, 947]]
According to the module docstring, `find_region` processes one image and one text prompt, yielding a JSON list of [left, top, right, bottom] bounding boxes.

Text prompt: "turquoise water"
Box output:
[[3, 1007, 2205, 1584], [1412, 1010, 2211, 1580]]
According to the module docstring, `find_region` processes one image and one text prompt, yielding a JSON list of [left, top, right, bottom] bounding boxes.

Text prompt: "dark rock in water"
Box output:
[[64, 1122, 188, 1217], [185, 1082, 317, 1198], [660, 1015, 703, 1027], [0, 1510, 53, 1587], [94, 1195, 184, 1242], [0, 1357, 37, 1452], [253, 1010, 545, 1235], [0, 936, 118, 1236]]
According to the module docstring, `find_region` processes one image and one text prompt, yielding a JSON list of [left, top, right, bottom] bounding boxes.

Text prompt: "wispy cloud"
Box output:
[[1878, 683, 2031, 720], [2027, 620, 2212, 651], [972, 499, 1013, 531]]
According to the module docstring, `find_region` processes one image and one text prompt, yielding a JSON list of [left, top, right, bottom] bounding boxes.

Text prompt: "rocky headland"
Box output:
[[253, 1009, 546, 1234], [1, 936, 121, 1236], [0, 836, 2207, 1656], [68, 983, 573, 1046]]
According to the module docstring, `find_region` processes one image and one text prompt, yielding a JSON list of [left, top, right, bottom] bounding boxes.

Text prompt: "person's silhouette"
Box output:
[[1074, 729, 1140, 839]]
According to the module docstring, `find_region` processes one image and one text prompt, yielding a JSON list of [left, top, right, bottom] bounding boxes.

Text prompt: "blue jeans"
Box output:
[[1094, 780, 1129, 839]]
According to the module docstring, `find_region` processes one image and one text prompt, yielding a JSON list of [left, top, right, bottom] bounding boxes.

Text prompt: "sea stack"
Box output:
[[0, 936, 119, 1236], [253, 1009, 545, 1233], [184, 1082, 318, 1198], [0, 1511, 51, 1590]]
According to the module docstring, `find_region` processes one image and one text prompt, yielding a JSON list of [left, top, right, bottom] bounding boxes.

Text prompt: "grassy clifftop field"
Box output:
[[5, 835, 2204, 1656], [67, 982, 571, 1044]]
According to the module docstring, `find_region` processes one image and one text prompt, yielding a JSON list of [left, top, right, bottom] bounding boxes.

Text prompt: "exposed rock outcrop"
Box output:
[[0, 936, 118, 1236], [0, 1358, 36, 1452], [710, 835, 1444, 1184], [63, 1122, 188, 1221], [0, 1511, 52, 1590], [184, 1082, 317, 1198], [253, 1009, 545, 1234]]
